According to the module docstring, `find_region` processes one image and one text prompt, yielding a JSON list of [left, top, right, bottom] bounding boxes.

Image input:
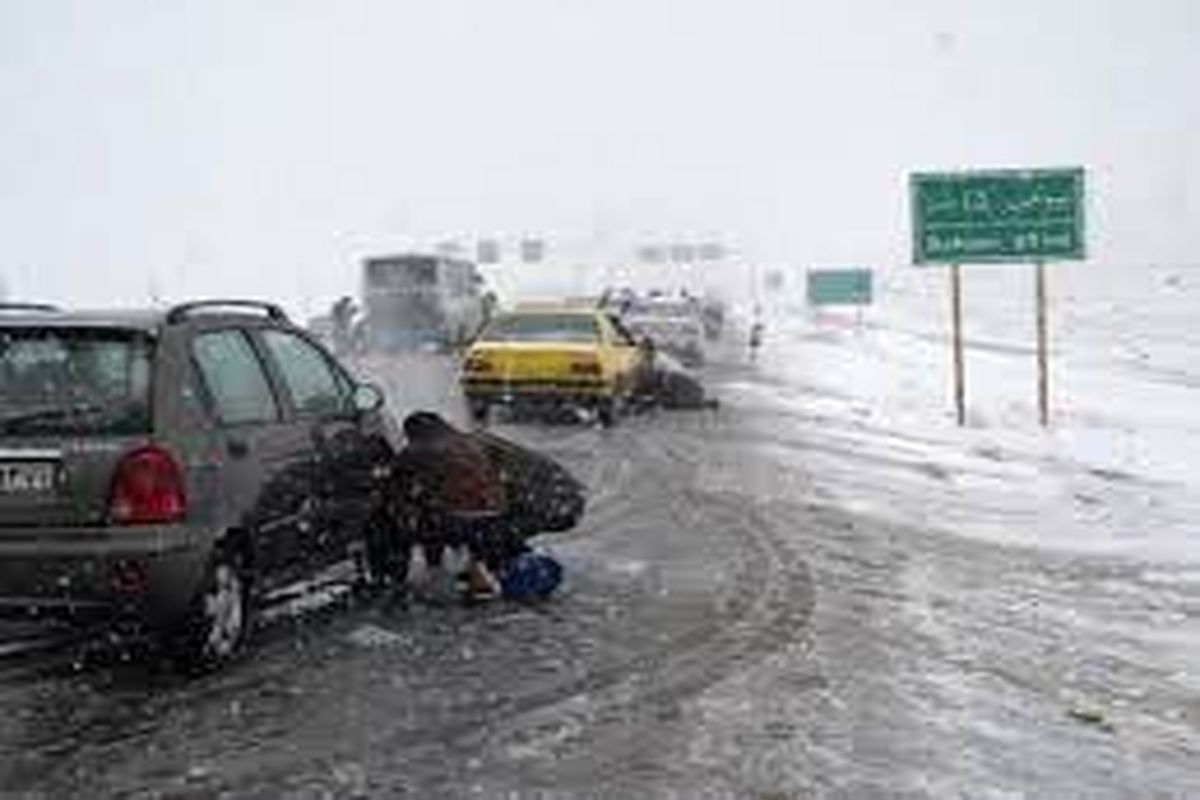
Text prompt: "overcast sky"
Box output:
[[1, 0, 1197, 314]]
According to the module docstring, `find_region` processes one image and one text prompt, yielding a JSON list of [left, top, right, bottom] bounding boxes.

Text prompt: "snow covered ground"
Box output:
[[734, 261, 1200, 563]]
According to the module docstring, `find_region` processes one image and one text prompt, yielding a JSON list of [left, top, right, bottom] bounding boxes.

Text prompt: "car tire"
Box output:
[[173, 544, 251, 673], [468, 398, 490, 426], [356, 507, 410, 596], [596, 397, 618, 428]]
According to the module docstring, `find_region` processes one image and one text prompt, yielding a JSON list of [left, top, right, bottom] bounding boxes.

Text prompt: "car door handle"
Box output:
[[227, 438, 250, 459]]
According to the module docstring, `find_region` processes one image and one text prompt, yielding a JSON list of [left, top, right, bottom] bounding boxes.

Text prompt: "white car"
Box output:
[[625, 313, 706, 368]]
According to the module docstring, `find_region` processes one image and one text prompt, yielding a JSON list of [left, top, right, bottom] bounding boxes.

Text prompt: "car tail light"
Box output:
[[570, 360, 603, 376], [109, 446, 187, 525]]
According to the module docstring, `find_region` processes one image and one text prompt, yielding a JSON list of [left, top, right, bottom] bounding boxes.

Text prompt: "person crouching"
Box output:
[[390, 411, 511, 601]]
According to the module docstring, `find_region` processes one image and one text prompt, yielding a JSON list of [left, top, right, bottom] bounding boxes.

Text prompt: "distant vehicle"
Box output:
[[624, 313, 706, 368], [699, 297, 725, 340], [631, 298, 695, 318], [610, 296, 707, 367], [641, 350, 716, 410], [460, 307, 647, 427], [516, 296, 602, 311], [0, 300, 398, 670], [360, 254, 487, 353], [306, 313, 334, 348]]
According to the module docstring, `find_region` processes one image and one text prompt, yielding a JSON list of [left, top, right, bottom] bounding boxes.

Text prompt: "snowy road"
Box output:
[[0, 343, 1198, 798]]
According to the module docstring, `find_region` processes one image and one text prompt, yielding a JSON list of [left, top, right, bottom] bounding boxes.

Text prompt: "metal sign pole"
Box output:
[[951, 263, 966, 426], [912, 168, 1082, 428], [1036, 261, 1050, 427]]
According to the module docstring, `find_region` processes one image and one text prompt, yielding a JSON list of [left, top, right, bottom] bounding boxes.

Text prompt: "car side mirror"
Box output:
[[353, 383, 385, 414]]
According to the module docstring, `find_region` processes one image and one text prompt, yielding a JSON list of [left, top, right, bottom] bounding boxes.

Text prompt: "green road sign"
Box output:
[[807, 269, 873, 306], [911, 168, 1085, 264]]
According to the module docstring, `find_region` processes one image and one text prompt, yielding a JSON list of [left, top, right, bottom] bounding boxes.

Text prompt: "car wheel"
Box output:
[[174, 545, 251, 672], [468, 398, 490, 425], [596, 397, 618, 427], [356, 507, 410, 596]]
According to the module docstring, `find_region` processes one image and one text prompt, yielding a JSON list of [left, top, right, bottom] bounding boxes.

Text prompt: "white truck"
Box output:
[[360, 254, 488, 353]]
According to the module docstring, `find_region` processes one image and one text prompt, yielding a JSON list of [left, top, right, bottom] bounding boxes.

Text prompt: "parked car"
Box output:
[[624, 313, 706, 368], [699, 297, 725, 340], [638, 351, 716, 410], [460, 307, 647, 426], [0, 300, 398, 670]]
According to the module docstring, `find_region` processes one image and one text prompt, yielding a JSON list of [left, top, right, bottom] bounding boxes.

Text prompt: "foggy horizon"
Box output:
[[2, 0, 1198, 316]]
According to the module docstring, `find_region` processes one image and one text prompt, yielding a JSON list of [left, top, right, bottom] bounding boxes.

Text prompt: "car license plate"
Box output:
[[0, 462, 58, 495]]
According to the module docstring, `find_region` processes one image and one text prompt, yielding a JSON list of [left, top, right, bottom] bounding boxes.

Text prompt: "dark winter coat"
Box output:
[[389, 429, 585, 546]]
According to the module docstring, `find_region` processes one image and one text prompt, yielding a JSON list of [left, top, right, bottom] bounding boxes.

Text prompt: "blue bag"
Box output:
[[498, 549, 564, 599]]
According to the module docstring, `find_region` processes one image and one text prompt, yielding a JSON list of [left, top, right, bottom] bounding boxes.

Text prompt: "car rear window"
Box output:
[[480, 314, 599, 343], [365, 258, 438, 288], [0, 327, 154, 437], [631, 317, 698, 335]]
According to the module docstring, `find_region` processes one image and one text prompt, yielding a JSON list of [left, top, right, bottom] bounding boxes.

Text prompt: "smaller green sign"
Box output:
[[807, 269, 873, 306]]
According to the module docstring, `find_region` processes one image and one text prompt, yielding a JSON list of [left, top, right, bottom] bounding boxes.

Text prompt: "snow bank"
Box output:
[[743, 262, 1200, 561]]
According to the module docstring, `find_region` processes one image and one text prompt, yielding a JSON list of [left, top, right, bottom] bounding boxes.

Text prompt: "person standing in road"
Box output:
[[330, 295, 357, 357], [633, 334, 662, 408], [749, 318, 764, 363], [388, 411, 512, 600]]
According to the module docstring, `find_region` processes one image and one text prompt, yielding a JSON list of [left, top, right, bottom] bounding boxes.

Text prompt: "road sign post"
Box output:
[[911, 167, 1085, 427], [951, 264, 965, 426], [1036, 261, 1049, 427], [808, 268, 873, 334]]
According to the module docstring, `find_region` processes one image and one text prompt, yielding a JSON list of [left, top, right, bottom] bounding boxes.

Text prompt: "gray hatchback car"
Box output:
[[0, 300, 398, 669]]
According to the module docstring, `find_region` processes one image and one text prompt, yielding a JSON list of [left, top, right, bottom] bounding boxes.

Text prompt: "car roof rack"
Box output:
[[166, 300, 288, 325], [0, 302, 59, 312]]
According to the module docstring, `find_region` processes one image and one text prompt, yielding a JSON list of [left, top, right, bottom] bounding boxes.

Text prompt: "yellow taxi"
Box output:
[[460, 307, 647, 426]]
